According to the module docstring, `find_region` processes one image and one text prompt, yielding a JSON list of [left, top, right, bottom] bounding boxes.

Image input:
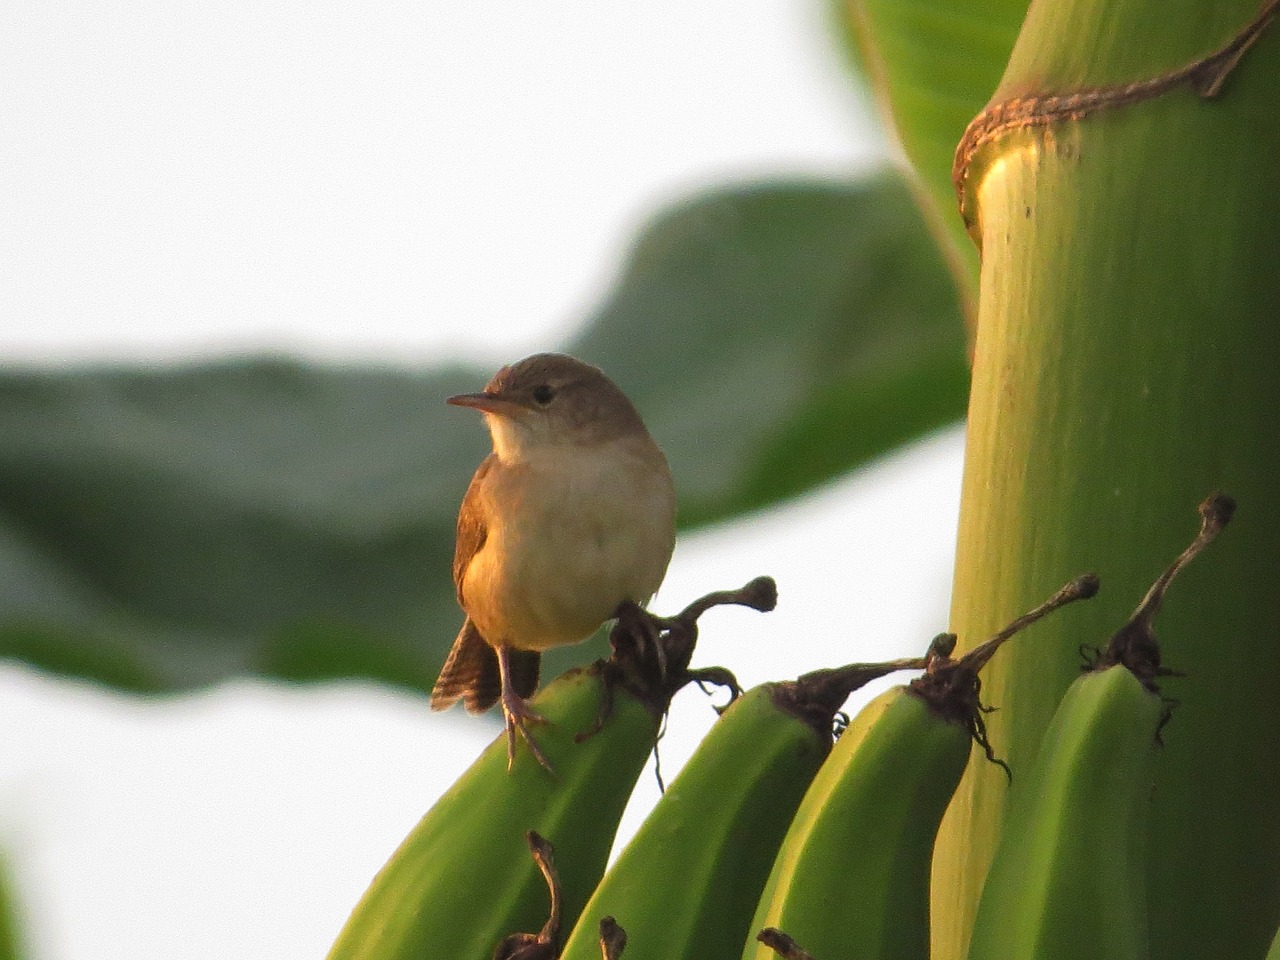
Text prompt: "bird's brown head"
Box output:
[[448, 353, 649, 457]]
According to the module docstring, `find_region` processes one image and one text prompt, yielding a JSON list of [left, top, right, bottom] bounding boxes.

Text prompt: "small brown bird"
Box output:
[[431, 353, 677, 769]]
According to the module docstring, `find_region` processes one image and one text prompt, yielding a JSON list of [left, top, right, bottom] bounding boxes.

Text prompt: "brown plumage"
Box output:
[[431, 618, 539, 713], [430, 353, 676, 770]]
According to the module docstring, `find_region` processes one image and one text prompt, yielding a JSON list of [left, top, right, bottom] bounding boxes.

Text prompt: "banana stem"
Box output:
[[1099, 491, 1235, 687], [598, 917, 627, 960], [490, 832, 562, 960], [959, 573, 1100, 675], [911, 571, 1101, 776], [672, 575, 779, 622], [756, 928, 818, 960], [771, 658, 930, 739], [529, 832, 560, 946], [790, 658, 929, 717]]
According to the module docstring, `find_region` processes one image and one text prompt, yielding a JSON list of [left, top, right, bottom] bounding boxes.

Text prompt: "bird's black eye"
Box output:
[[532, 384, 555, 405]]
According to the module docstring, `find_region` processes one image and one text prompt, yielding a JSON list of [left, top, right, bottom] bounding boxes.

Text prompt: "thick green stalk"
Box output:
[[930, 3, 1280, 960]]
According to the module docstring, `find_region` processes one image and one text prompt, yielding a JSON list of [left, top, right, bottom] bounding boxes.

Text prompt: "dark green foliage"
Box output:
[[0, 173, 964, 694]]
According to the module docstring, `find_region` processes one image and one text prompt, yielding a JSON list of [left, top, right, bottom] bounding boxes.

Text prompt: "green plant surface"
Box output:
[[0, 855, 21, 960], [832, 0, 1030, 308], [930, 3, 1280, 960], [964, 664, 1162, 960], [0, 173, 966, 694], [1267, 920, 1280, 960], [558, 684, 831, 960], [744, 686, 971, 960], [326, 665, 658, 960]]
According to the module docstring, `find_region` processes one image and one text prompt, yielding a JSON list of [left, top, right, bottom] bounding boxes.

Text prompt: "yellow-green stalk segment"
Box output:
[[326, 577, 777, 960], [966, 495, 1235, 960], [558, 657, 931, 960], [742, 574, 1098, 960], [933, 0, 1280, 953]]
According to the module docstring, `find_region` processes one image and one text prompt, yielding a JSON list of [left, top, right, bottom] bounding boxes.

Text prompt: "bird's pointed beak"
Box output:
[[447, 391, 525, 416]]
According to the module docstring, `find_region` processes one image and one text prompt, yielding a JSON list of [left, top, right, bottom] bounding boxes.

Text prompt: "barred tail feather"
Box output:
[[431, 620, 501, 713], [431, 620, 543, 713]]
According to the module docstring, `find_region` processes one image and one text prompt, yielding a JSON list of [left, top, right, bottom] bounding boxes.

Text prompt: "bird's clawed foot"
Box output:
[[502, 687, 554, 773]]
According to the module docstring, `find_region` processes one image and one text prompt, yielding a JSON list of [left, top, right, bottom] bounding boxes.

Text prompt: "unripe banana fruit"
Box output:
[[746, 684, 969, 960], [327, 663, 656, 960], [966, 494, 1234, 960], [965, 662, 1162, 960], [558, 658, 928, 960], [327, 577, 777, 960], [744, 574, 1098, 960]]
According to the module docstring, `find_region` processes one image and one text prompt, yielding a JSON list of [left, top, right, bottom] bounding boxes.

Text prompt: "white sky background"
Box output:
[[0, 1, 966, 958], [3, 0, 886, 365]]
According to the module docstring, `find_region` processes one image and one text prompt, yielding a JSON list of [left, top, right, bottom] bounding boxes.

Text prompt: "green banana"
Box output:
[[747, 685, 969, 960], [1266, 918, 1280, 960], [965, 494, 1234, 960], [327, 577, 776, 960], [557, 659, 928, 960], [326, 662, 655, 960], [965, 663, 1162, 960], [742, 574, 1099, 960]]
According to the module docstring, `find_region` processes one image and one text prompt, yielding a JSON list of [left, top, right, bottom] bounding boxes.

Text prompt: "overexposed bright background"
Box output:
[[0, 2, 965, 958]]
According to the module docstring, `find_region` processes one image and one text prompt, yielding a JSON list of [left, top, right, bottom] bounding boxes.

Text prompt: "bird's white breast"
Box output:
[[461, 435, 676, 651]]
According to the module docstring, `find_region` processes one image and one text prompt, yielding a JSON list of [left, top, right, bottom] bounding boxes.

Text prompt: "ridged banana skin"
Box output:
[[965, 665, 1163, 960], [327, 666, 659, 960], [559, 684, 832, 960], [743, 686, 972, 960]]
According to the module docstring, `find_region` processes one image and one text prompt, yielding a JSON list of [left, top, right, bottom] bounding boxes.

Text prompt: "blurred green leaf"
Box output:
[[0, 170, 965, 694], [573, 172, 967, 525], [830, 0, 1030, 307]]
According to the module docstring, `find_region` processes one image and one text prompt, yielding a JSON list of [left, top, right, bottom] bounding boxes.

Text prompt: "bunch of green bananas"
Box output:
[[751, 494, 1233, 960], [326, 577, 778, 960], [327, 496, 1234, 960]]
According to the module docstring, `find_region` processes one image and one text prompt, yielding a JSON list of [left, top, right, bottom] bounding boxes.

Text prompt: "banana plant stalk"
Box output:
[[928, 2, 1280, 960]]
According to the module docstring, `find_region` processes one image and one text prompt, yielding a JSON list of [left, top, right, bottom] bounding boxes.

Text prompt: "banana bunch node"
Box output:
[[598, 918, 627, 960], [912, 571, 1099, 775], [1087, 492, 1235, 689], [600, 575, 775, 721]]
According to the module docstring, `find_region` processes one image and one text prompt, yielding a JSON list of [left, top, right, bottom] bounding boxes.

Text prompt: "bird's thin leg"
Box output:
[[498, 645, 553, 773]]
